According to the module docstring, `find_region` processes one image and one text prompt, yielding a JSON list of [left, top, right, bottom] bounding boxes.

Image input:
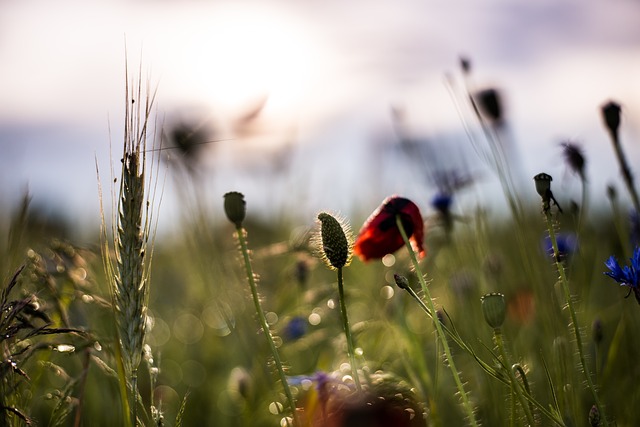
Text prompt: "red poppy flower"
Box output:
[[354, 196, 425, 261]]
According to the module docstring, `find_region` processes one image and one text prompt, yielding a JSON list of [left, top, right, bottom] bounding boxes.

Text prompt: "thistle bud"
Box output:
[[481, 292, 506, 329], [601, 101, 621, 137], [561, 142, 586, 180], [223, 192, 246, 227], [317, 213, 352, 269]]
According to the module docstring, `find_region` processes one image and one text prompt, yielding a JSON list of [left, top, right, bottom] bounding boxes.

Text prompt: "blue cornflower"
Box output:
[[431, 192, 452, 214], [283, 316, 307, 341], [604, 247, 640, 304], [543, 233, 578, 262]]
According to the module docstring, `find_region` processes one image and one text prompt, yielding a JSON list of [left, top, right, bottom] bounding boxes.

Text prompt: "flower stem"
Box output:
[[609, 131, 640, 214], [396, 215, 479, 427], [493, 328, 535, 426], [337, 267, 362, 392], [235, 226, 298, 426], [543, 212, 608, 427], [398, 278, 567, 426]]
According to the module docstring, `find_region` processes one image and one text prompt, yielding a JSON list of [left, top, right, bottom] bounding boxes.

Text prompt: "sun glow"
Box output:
[[168, 5, 328, 121]]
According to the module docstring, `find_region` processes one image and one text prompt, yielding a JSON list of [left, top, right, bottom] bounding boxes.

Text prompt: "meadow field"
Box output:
[[1, 63, 639, 427]]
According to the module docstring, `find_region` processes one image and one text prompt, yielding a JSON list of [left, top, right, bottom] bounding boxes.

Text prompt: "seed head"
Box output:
[[533, 173, 552, 198], [223, 192, 246, 227], [481, 292, 506, 329], [601, 101, 621, 137], [475, 88, 503, 124], [534, 173, 563, 213], [316, 212, 353, 269]]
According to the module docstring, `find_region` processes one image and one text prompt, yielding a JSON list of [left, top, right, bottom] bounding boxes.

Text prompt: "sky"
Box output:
[[1, 0, 640, 236]]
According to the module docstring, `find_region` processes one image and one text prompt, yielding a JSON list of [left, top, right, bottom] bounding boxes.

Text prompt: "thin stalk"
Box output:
[[577, 176, 588, 237], [336, 267, 362, 391], [544, 212, 608, 426], [609, 132, 640, 214], [513, 364, 536, 422], [131, 372, 138, 426], [509, 389, 516, 427], [399, 285, 503, 381], [608, 194, 632, 259], [494, 329, 535, 426], [396, 215, 479, 427], [235, 226, 298, 426]]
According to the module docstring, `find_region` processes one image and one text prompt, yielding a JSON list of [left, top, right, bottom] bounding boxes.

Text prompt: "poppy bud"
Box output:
[[601, 101, 621, 137], [223, 192, 246, 227], [317, 213, 352, 269], [394, 274, 410, 290], [481, 293, 506, 329], [475, 88, 503, 124]]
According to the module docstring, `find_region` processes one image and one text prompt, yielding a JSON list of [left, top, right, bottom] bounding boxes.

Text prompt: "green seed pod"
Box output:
[[223, 192, 246, 227], [481, 292, 506, 329], [317, 212, 352, 269]]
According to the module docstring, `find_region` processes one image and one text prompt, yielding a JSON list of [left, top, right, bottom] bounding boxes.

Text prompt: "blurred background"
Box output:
[[1, 0, 640, 236], [3, 2, 640, 425]]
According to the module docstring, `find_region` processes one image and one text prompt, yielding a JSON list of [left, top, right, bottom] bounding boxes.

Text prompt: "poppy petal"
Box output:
[[354, 196, 425, 261]]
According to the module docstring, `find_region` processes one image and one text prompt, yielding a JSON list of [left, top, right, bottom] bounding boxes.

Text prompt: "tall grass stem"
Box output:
[[395, 215, 479, 427], [544, 211, 608, 426], [234, 225, 298, 426], [493, 329, 535, 426]]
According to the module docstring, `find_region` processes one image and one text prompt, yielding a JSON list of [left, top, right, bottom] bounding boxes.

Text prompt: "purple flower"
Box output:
[[604, 247, 640, 304]]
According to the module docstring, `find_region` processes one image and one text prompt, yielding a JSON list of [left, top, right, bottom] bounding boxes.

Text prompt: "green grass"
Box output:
[[2, 194, 640, 426], [1, 65, 640, 427]]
